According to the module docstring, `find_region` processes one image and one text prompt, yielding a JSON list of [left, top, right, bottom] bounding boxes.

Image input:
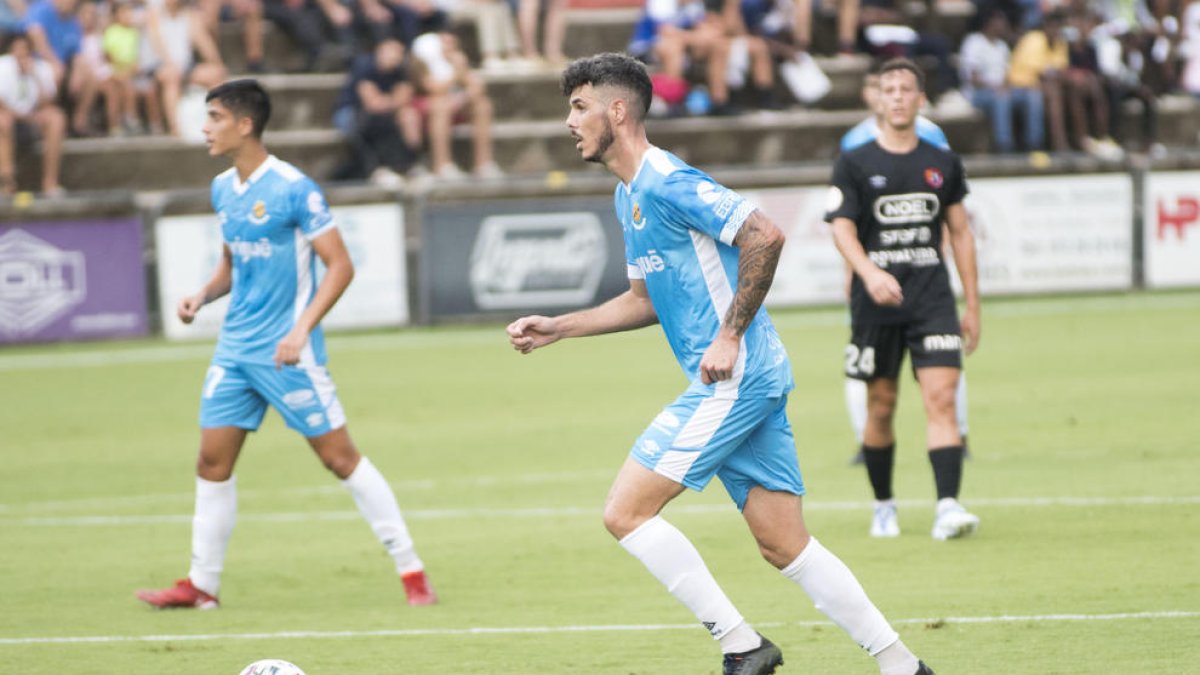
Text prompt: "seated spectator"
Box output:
[[1097, 21, 1162, 154], [447, 0, 523, 71], [410, 30, 500, 179], [195, 0, 263, 72], [332, 37, 422, 185], [856, 0, 970, 110], [745, 0, 859, 57], [515, 0, 566, 66], [960, 10, 1045, 152], [629, 0, 738, 115], [1181, 0, 1200, 96], [140, 0, 226, 137], [261, 0, 354, 73], [102, 0, 141, 134], [359, 0, 447, 48], [0, 31, 65, 195], [726, 0, 813, 107], [1009, 10, 1072, 152], [75, 0, 121, 135], [1064, 9, 1123, 157], [22, 0, 102, 136]]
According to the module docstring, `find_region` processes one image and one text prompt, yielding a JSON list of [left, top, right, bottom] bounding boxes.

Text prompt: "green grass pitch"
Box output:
[[1, 290, 1197, 674]]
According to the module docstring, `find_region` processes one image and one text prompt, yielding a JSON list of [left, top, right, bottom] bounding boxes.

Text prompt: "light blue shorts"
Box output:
[[630, 391, 805, 510], [198, 359, 346, 437]]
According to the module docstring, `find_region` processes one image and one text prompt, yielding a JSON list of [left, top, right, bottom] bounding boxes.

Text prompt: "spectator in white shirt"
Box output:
[[0, 31, 64, 195], [960, 10, 1045, 152]]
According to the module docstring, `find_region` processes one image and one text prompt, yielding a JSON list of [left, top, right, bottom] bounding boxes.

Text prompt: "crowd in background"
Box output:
[[2, 0, 1200, 195]]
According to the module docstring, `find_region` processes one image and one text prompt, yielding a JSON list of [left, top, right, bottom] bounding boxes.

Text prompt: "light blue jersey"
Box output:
[[210, 155, 336, 367], [615, 147, 793, 400], [840, 115, 950, 152]]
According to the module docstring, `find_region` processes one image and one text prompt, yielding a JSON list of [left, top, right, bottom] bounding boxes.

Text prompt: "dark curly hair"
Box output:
[[560, 53, 652, 120], [206, 79, 272, 138]]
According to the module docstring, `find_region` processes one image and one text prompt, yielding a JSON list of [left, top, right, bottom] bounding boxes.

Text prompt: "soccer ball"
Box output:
[[238, 659, 306, 675]]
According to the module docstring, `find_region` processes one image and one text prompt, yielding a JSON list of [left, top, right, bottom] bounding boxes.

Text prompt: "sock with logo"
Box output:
[[863, 444, 895, 500], [342, 456, 423, 574], [188, 475, 237, 597], [619, 515, 754, 652], [845, 378, 869, 442], [928, 445, 965, 500], [780, 537, 904, 659]]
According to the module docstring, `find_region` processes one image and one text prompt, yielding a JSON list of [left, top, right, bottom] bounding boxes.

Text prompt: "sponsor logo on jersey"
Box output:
[[879, 225, 933, 246], [922, 333, 962, 352], [924, 168, 944, 188], [696, 181, 722, 205], [634, 250, 666, 276], [870, 175, 887, 189], [868, 246, 940, 268], [713, 190, 740, 220], [229, 237, 273, 262], [873, 192, 940, 224], [825, 186, 844, 212], [307, 191, 327, 215], [282, 389, 316, 409], [249, 200, 270, 225], [469, 212, 607, 310], [0, 229, 86, 337]]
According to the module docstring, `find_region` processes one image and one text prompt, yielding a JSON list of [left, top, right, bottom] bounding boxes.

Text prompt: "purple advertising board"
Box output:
[[0, 218, 148, 343]]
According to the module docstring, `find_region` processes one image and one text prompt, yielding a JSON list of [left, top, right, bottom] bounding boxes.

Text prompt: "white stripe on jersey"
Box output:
[[304, 364, 347, 430], [673, 397, 735, 449], [293, 227, 316, 367], [689, 230, 745, 398]]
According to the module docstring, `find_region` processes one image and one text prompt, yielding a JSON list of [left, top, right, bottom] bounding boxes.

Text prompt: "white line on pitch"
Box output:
[[4, 495, 1198, 528], [1, 611, 1196, 646]]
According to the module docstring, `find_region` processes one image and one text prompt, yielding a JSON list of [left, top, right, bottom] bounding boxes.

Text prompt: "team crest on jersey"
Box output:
[[924, 168, 944, 188], [249, 200, 270, 225], [631, 202, 646, 230]]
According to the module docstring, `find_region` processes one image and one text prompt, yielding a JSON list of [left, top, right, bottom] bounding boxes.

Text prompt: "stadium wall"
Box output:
[[2, 160, 1199, 344]]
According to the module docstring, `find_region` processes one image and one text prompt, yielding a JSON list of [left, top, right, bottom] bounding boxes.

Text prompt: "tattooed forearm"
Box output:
[[723, 210, 784, 336]]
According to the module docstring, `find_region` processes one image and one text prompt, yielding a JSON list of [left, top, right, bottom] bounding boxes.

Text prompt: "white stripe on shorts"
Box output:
[[304, 365, 347, 430]]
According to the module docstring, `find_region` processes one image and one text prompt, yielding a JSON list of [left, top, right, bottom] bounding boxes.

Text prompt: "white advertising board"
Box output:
[[1143, 171, 1200, 288], [156, 203, 408, 340], [745, 186, 847, 307]]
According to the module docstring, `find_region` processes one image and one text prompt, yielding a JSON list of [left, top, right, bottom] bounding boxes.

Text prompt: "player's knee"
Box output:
[[195, 453, 233, 481], [756, 535, 807, 570], [925, 386, 956, 418], [602, 502, 646, 540], [318, 449, 358, 479]]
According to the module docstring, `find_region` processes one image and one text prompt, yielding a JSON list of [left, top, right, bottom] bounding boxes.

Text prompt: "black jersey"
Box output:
[[824, 139, 968, 326]]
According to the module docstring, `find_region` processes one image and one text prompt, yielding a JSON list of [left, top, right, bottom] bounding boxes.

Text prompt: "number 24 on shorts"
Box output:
[[844, 345, 876, 377]]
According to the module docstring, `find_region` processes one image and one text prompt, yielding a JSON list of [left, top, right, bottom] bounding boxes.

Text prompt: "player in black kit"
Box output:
[[824, 58, 981, 541]]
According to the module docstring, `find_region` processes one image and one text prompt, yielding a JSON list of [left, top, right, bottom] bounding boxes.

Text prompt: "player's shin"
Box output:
[[340, 456, 423, 574], [780, 537, 919, 674], [189, 475, 237, 596], [620, 515, 761, 653]]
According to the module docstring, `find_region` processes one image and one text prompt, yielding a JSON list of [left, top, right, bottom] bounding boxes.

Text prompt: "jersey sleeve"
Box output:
[[291, 177, 336, 240], [824, 154, 862, 224], [657, 170, 754, 246], [616, 187, 643, 280], [945, 153, 969, 206]]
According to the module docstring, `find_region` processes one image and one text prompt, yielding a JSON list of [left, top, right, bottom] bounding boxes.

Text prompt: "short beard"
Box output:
[[583, 119, 615, 164]]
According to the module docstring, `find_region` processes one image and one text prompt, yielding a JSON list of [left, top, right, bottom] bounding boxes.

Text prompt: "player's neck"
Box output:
[[607, 134, 653, 186], [877, 124, 919, 154], [231, 143, 270, 183]]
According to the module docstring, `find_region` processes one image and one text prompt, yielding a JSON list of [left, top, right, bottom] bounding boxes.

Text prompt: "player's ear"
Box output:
[[610, 97, 626, 125]]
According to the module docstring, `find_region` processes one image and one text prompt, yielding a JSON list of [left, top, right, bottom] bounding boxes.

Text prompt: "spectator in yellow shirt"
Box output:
[[1009, 9, 1070, 151]]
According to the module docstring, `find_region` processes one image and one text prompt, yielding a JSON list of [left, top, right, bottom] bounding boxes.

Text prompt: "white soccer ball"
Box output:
[[238, 659, 307, 675]]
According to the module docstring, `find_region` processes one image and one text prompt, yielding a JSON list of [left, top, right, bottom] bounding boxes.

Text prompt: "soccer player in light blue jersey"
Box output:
[[507, 53, 934, 675], [840, 67, 970, 468], [136, 80, 436, 610]]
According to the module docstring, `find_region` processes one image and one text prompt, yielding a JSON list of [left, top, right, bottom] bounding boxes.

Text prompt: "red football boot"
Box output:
[[401, 570, 438, 606], [135, 578, 219, 609]]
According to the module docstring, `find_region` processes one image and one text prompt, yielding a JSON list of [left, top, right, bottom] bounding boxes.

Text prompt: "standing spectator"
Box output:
[[102, 0, 141, 133], [960, 10, 1045, 152], [0, 32, 65, 195], [22, 0, 102, 136], [515, 0, 565, 66], [410, 31, 500, 179], [1009, 10, 1072, 151], [332, 37, 422, 184], [140, 0, 226, 137]]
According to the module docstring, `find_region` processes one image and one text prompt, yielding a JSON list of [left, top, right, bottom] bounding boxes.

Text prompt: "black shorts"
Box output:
[[845, 318, 962, 381]]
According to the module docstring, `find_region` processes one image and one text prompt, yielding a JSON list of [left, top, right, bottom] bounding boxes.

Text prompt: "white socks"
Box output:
[[619, 516, 758, 652], [188, 475, 237, 596], [781, 536, 914, 674], [956, 372, 969, 436], [341, 456, 423, 575]]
